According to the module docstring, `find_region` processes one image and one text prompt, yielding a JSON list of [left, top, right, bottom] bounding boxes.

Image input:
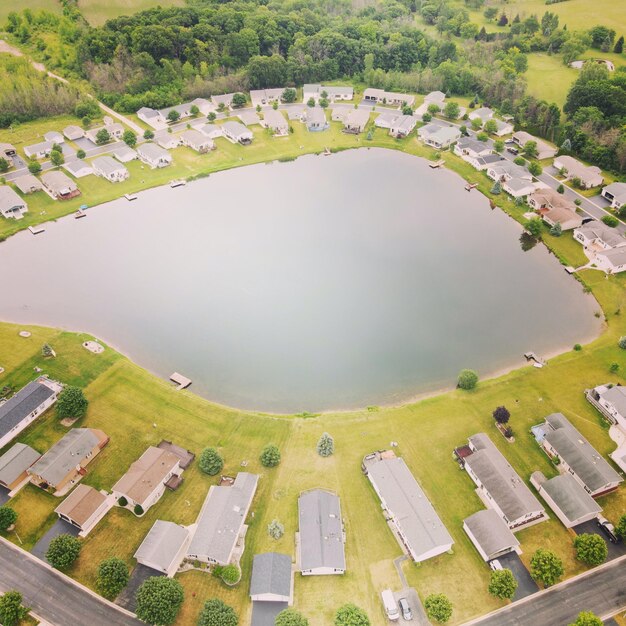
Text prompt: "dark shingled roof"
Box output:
[[250, 553, 292, 598], [0, 380, 55, 440]]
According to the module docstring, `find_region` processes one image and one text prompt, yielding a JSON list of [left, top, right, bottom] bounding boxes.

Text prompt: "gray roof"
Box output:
[[505, 177, 534, 192], [41, 171, 77, 194], [457, 137, 491, 155], [0, 186, 26, 212], [599, 247, 626, 267], [263, 109, 288, 130], [540, 473, 602, 523], [24, 141, 54, 156], [367, 457, 453, 559], [464, 509, 519, 558], [250, 553, 292, 597], [63, 159, 92, 176], [345, 109, 370, 128], [0, 379, 55, 441], [251, 601, 289, 626], [138, 143, 170, 161], [187, 472, 258, 563], [298, 489, 345, 572], [466, 434, 544, 521], [576, 221, 626, 248], [476, 154, 505, 166], [391, 115, 418, 133], [603, 182, 626, 204], [134, 520, 189, 572], [137, 107, 160, 119], [0, 443, 40, 486], [222, 121, 252, 138], [598, 386, 626, 416], [92, 155, 126, 176], [544, 413, 622, 492], [490, 161, 531, 180], [306, 107, 326, 125], [13, 174, 43, 194], [29, 428, 102, 486]]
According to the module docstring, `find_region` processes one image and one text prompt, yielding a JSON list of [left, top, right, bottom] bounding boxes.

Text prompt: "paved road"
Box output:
[[464, 555, 626, 625], [0, 538, 142, 626]]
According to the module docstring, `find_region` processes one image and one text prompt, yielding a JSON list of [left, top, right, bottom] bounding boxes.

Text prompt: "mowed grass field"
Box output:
[[0, 0, 61, 24], [77, 0, 185, 25]]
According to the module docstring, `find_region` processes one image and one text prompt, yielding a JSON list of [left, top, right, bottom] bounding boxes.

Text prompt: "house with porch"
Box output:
[[389, 115, 418, 138], [305, 107, 328, 132], [211, 93, 236, 110], [553, 155, 603, 189], [0, 186, 28, 220], [587, 383, 626, 429], [453, 138, 493, 167], [468, 107, 494, 125], [343, 109, 370, 134], [262, 109, 289, 136], [222, 121, 253, 145], [85, 123, 123, 144], [63, 159, 93, 179], [303, 84, 353, 103], [528, 188, 582, 231], [13, 174, 43, 195], [494, 119, 514, 136], [92, 156, 129, 182], [137, 143, 172, 168], [239, 110, 262, 127], [418, 124, 461, 149], [487, 160, 532, 184], [362, 88, 415, 108], [137, 107, 166, 130], [54, 484, 113, 537], [41, 171, 81, 200], [112, 145, 138, 163], [63, 125, 84, 141], [197, 124, 223, 139], [595, 247, 626, 273], [601, 182, 626, 210], [179, 129, 214, 153], [24, 141, 55, 160], [0, 444, 40, 492], [159, 98, 213, 122], [463, 509, 521, 562], [574, 221, 626, 251], [512, 131, 557, 160], [250, 88, 287, 108], [503, 177, 536, 199]]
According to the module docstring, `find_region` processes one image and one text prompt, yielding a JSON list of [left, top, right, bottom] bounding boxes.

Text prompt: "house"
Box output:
[[41, 171, 80, 200], [44, 131, 64, 145], [0, 377, 60, 449], [539, 413, 623, 497], [472, 154, 505, 171], [186, 472, 258, 565], [156, 135, 181, 150], [362, 88, 415, 108], [24, 141, 55, 160], [297, 489, 346, 576], [111, 145, 137, 163], [222, 121, 253, 145], [62, 159, 93, 179], [573, 221, 626, 251], [287, 107, 305, 121], [0, 143, 16, 167], [487, 160, 532, 183], [468, 107, 494, 124], [389, 115, 418, 138], [502, 177, 536, 199], [263, 109, 289, 136], [528, 188, 582, 231], [0, 185, 28, 220], [530, 471, 602, 528], [601, 182, 626, 210], [250, 553, 293, 626], [461, 434, 546, 530], [587, 383, 626, 429], [374, 111, 397, 129], [250, 88, 286, 107], [197, 124, 223, 139], [463, 509, 521, 562], [28, 428, 109, 495], [211, 93, 236, 109], [424, 91, 446, 105], [553, 155, 603, 189], [112, 446, 181, 513], [595, 247, 626, 274], [305, 107, 328, 132], [454, 138, 493, 168], [13, 174, 42, 195], [137, 143, 172, 168], [179, 129, 214, 153], [418, 124, 461, 149], [93, 156, 129, 183], [137, 107, 166, 130], [512, 131, 557, 160], [85, 123, 123, 144], [54, 484, 113, 537], [494, 119, 514, 136], [134, 520, 191, 577], [63, 126, 84, 141], [343, 109, 370, 134], [363, 450, 454, 562], [331, 108, 349, 123], [303, 84, 353, 103], [159, 98, 213, 122], [0, 443, 40, 492], [239, 111, 262, 127]]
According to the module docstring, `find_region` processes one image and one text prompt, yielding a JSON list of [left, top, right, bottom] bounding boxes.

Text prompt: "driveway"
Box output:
[[393, 588, 429, 625], [495, 552, 539, 600], [573, 519, 626, 560], [31, 518, 79, 562], [115, 564, 164, 612], [0, 486, 9, 505]]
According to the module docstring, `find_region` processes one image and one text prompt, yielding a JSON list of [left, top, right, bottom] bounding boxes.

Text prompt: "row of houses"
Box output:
[[574, 220, 626, 273]]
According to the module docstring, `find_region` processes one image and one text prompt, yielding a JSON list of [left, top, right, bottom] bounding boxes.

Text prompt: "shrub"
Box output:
[[573, 343, 582, 351], [530, 548, 563, 587], [143, 129, 154, 140], [609, 362, 620, 373], [220, 564, 240, 585], [117, 496, 128, 507], [574, 533, 608, 566], [526, 217, 543, 237], [0, 591, 29, 626], [199, 447, 224, 476], [134, 504, 144, 516], [275, 608, 309, 626], [602, 215, 618, 227], [457, 369, 478, 390], [493, 406, 510, 424], [488, 568, 518, 599], [0, 506, 17, 532], [490, 181, 501, 195], [56, 386, 88, 420], [96, 557, 129, 599], [568, 611, 603, 626], [197, 598, 238, 626], [557, 184, 565, 194], [46, 534, 81, 570], [260, 444, 281, 467], [550, 222, 562, 237], [268, 519, 284, 539], [528, 161, 542, 176], [135, 576, 184, 626], [334, 604, 370, 626], [422, 112, 432, 122], [513, 156, 526, 165], [424, 594, 453, 623], [616, 514, 626, 539], [317, 432, 334, 457], [76, 149, 86, 159]]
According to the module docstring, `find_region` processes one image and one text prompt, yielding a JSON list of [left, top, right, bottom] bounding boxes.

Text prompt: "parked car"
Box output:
[[381, 589, 400, 621], [489, 559, 503, 571], [399, 597, 413, 621], [507, 147, 519, 155], [597, 515, 618, 543], [504, 138, 515, 144]]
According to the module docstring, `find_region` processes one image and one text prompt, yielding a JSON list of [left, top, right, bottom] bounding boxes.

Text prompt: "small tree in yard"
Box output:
[[494, 140, 504, 153], [268, 518, 284, 539], [199, 447, 224, 475], [557, 184, 565, 193], [143, 129, 154, 140], [477, 132, 488, 142], [317, 432, 334, 457], [197, 598, 238, 626], [207, 112, 217, 122], [135, 576, 184, 626], [167, 109, 180, 123], [568, 611, 603, 626], [528, 161, 542, 176], [46, 534, 81, 570], [422, 112, 432, 122], [619, 336, 626, 350], [232, 93, 247, 108], [493, 406, 510, 424], [134, 504, 144, 516], [602, 215, 619, 228], [424, 594, 453, 623], [523, 140, 538, 158], [260, 444, 281, 467], [470, 117, 483, 131], [190, 104, 200, 116], [530, 548, 563, 587], [42, 343, 54, 357], [334, 604, 370, 626], [0, 591, 29, 626], [444, 101, 460, 119], [616, 514, 626, 539], [457, 369, 478, 390], [281, 88, 297, 103], [77, 148, 86, 159], [488, 569, 517, 599], [50, 149, 64, 166], [95, 128, 111, 145], [0, 506, 17, 532], [56, 386, 88, 420], [307, 97, 315, 107], [0, 157, 9, 173], [490, 180, 501, 195], [221, 564, 240, 585], [276, 608, 309, 626], [427, 103, 441, 116], [550, 222, 562, 237], [484, 119, 498, 134], [574, 533, 608, 566], [28, 160, 42, 174], [526, 217, 543, 237], [117, 495, 128, 507], [97, 557, 129, 599], [123, 130, 137, 147]]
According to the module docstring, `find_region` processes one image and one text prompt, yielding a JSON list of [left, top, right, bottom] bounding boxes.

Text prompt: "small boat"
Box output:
[[80, 204, 89, 210], [125, 193, 138, 201], [28, 225, 45, 235], [74, 209, 86, 219], [170, 179, 187, 188]]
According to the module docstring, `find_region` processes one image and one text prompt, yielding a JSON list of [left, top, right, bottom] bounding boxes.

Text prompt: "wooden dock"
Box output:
[[524, 352, 547, 367], [170, 179, 186, 188], [429, 159, 445, 169], [125, 193, 138, 201], [74, 209, 86, 219], [28, 225, 45, 235], [465, 183, 478, 191], [170, 372, 192, 390]]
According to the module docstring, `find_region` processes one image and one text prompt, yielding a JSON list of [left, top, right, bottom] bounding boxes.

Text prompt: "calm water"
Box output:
[[0, 149, 601, 412]]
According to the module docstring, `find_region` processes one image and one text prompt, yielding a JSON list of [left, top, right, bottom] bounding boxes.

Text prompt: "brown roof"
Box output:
[[112, 447, 179, 504], [55, 484, 107, 526]]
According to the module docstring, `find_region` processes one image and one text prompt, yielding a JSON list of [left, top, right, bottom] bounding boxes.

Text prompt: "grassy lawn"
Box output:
[[78, 0, 185, 26], [0, 0, 61, 24], [525, 54, 578, 108]]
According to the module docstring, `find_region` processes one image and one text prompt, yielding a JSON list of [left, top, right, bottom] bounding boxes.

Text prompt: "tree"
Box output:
[[46, 534, 81, 570], [135, 576, 184, 626], [220, 564, 240, 585], [494, 140, 504, 153], [0, 591, 29, 626], [615, 36, 624, 54], [530, 549, 564, 587], [334, 604, 370, 626], [514, 156, 526, 166], [319, 97, 329, 109], [97, 557, 129, 599], [232, 93, 247, 108], [0, 157, 9, 173], [77, 149, 86, 159], [307, 97, 315, 108], [523, 140, 538, 158], [123, 130, 137, 147], [167, 110, 180, 123], [557, 184, 565, 194], [50, 149, 64, 167], [402, 105, 413, 116], [424, 594, 453, 623], [574, 533, 608, 566], [488, 569, 517, 600], [471, 117, 483, 131], [268, 519, 284, 539], [190, 104, 200, 116], [616, 514, 626, 539], [602, 215, 619, 227], [75, 99, 100, 119], [526, 217, 543, 237], [95, 128, 111, 145], [28, 160, 41, 174], [281, 88, 297, 103], [491, 181, 501, 194], [427, 103, 441, 116], [208, 112, 216, 122], [568, 611, 603, 626], [477, 132, 488, 142], [275, 608, 309, 626], [317, 432, 334, 457], [493, 406, 510, 424], [0, 506, 17, 532], [143, 129, 154, 140], [528, 162, 542, 177], [197, 598, 238, 626], [82, 116, 92, 128], [260, 444, 281, 467], [484, 119, 498, 134], [56, 386, 88, 420], [498, 13, 508, 27], [444, 102, 460, 119], [550, 222, 562, 237], [457, 369, 478, 390], [134, 504, 144, 516], [198, 447, 224, 476], [422, 112, 432, 122]]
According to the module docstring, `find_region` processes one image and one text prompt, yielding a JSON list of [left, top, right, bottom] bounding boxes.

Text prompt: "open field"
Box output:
[[525, 54, 579, 108], [0, 0, 61, 25], [77, 0, 185, 25]]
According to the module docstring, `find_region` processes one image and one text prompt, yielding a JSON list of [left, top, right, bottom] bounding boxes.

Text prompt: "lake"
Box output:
[[0, 148, 601, 412]]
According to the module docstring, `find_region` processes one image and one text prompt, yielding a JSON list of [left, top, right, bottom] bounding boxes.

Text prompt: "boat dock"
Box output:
[[170, 372, 192, 390], [465, 183, 478, 191], [524, 352, 547, 367], [170, 179, 186, 188], [28, 225, 45, 235], [74, 209, 86, 219], [125, 193, 138, 201], [429, 159, 445, 169]]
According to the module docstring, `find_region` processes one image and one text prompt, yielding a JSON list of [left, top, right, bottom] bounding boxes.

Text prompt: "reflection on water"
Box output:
[[519, 233, 538, 252]]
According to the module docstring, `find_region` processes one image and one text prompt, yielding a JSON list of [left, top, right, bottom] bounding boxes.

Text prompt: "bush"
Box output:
[[317, 432, 334, 457], [490, 181, 501, 194], [568, 611, 603, 626], [493, 406, 510, 424], [135, 576, 184, 626], [0, 591, 29, 626], [557, 184, 565, 193], [46, 534, 81, 570], [602, 215, 618, 227], [143, 129, 154, 140], [197, 598, 238, 626], [615, 514, 626, 539], [56, 386, 88, 420], [513, 156, 526, 166], [424, 594, 453, 623], [619, 336, 626, 350], [76, 149, 86, 159], [199, 447, 224, 476], [457, 369, 478, 390], [0, 506, 17, 532], [550, 222, 562, 237], [334, 604, 370, 626], [134, 504, 144, 516], [260, 444, 281, 467], [268, 519, 284, 539], [220, 564, 240, 585], [574, 533, 608, 566], [275, 609, 309, 626], [96, 557, 129, 599], [528, 162, 542, 176], [530, 548, 563, 587], [526, 217, 543, 237], [117, 496, 128, 507], [609, 362, 620, 373], [488, 568, 517, 599], [573, 343, 582, 351]]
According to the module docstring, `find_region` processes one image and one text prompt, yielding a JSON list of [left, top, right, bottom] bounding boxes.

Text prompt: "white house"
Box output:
[[512, 131, 557, 160], [389, 115, 418, 138], [601, 182, 626, 210], [573, 221, 626, 251], [178, 129, 214, 153], [159, 98, 213, 122], [112, 145, 138, 163], [63, 125, 84, 141], [211, 93, 236, 109], [595, 247, 626, 274], [250, 553, 294, 626], [222, 121, 253, 145], [85, 123, 123, 144], [553, 155, 603, 189], [0, 186, 28, 220], [44, 131, 64, 145], [494, 119, 514, 136], [305, 107, 328, 132], [12, 174, 42, 195], [62, 159, 93, 179], [41, 171, 80, 200], [239, 110, 262, 126], [249, 88, 287, 107], [468, 107, 494, 124], [303, 84, 353, 103], [343, 109, 370, 134], [362, 88, 415, 108], [424, 91, 446, 105], [0, 143, 16, 167], [137, 143, 172, 168], [528, 188, 582, 231], [92, 156, 129, 182], [156, 135, 181, 150], [503, 177, 536, 198], [135, 520, 192, 577], [463, 509, 521, 562], [262, 109, 289, 136], [137, 107, 166, 130], [453, 138, 493, 168], [418, 124, 461, 149], [197, 124, 223, 139], [23, 141, 55, 160], [487, 160, 532, 183], [587, 383, 626, 429]]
